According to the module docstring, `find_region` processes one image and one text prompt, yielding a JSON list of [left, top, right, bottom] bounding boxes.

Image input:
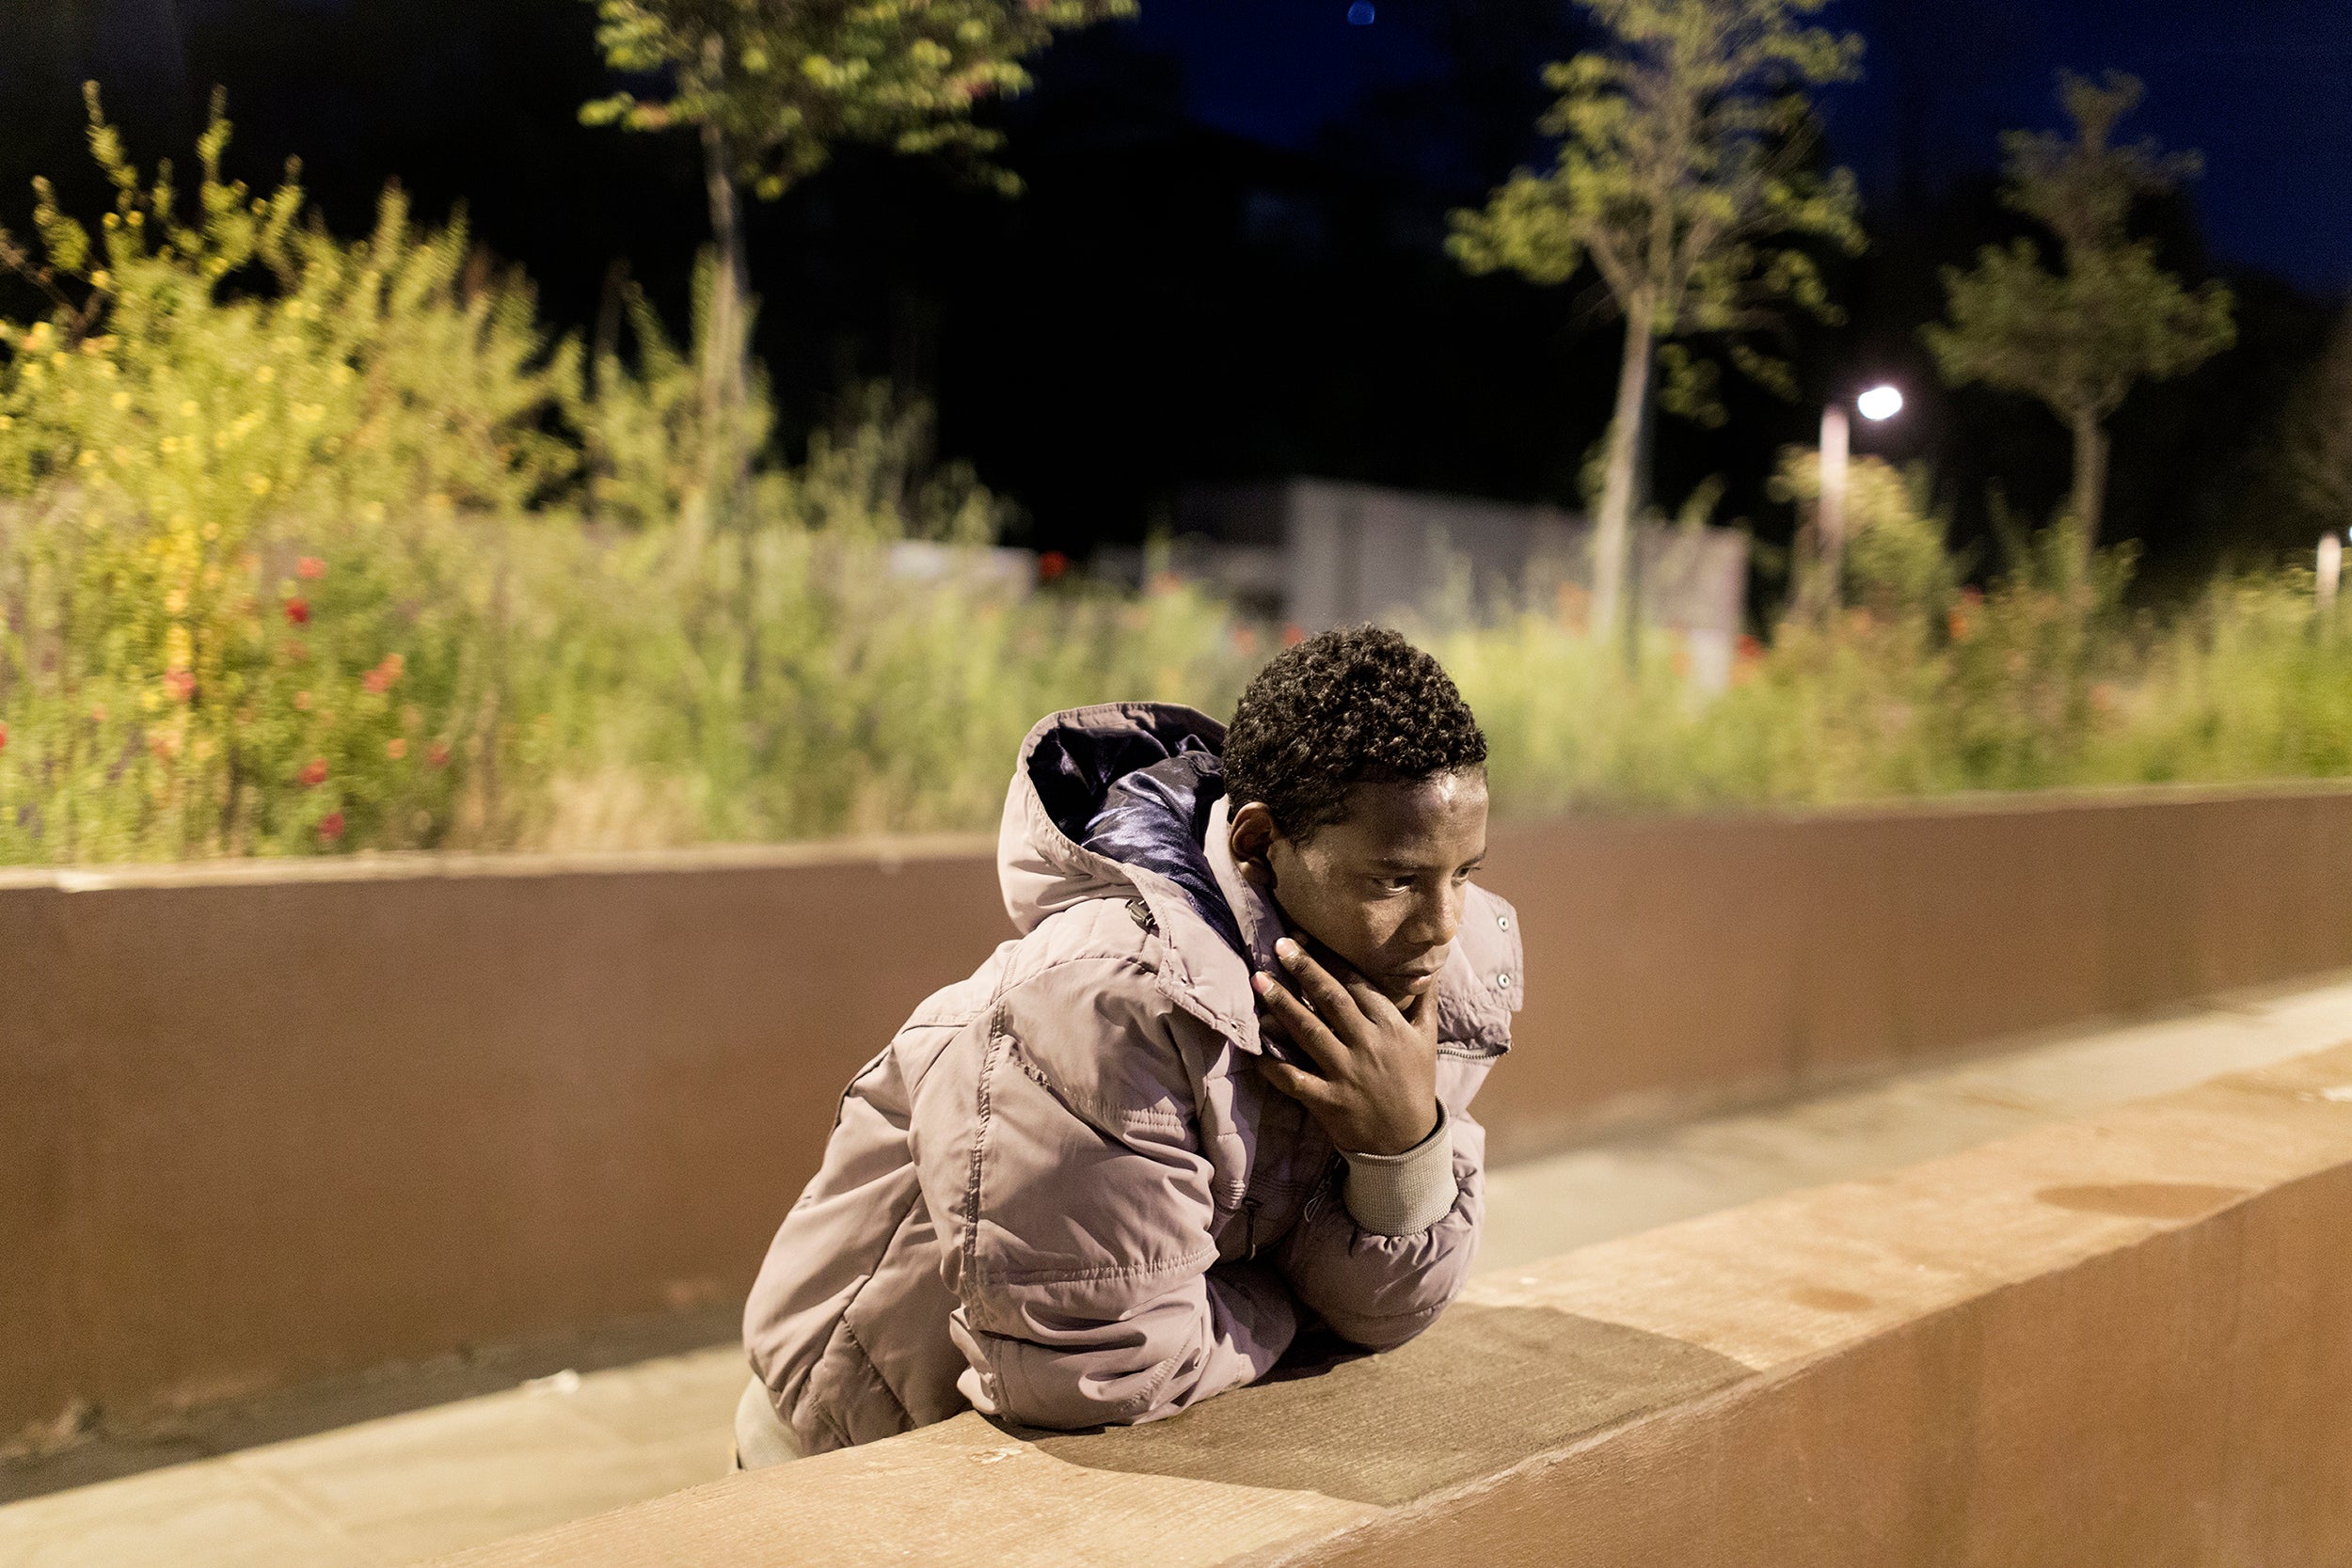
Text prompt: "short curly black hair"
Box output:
[[1222, 625, 1487, 840]]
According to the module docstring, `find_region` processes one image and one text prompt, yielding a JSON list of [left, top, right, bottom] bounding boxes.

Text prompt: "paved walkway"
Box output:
[[9, 974, 2352, 1568]]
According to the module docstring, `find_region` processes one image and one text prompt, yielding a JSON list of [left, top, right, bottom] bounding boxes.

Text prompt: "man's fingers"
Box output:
[[1253, 972, 1346, 1074], [1293, 932, 1393, 1021], [1405, 984, 1441, 1042], [1251, 1053, 1336, 1110], [1275, 939, 1373, 1032]]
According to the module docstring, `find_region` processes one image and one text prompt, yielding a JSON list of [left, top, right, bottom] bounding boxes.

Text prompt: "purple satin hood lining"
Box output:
[[1079, 752, 1248, 959]]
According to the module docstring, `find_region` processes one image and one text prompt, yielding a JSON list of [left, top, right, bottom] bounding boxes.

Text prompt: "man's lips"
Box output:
[[1383, 956, 1449, 990]]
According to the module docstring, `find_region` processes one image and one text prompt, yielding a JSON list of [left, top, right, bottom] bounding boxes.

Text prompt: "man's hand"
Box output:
[[1250, 937, 1439, 1157]]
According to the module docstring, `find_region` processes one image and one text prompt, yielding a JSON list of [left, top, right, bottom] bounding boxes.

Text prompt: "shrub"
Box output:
[[0, 89, 579, 860], [8, 91, 2352, 867]]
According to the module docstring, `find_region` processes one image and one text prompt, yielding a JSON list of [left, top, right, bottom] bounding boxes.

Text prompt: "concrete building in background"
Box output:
[[1102, 479, 1751, 689]]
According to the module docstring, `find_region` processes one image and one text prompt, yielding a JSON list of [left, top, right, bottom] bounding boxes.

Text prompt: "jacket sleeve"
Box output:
[[1275, 1085, 1488, 1353], [907, 955, 1298, 1432]]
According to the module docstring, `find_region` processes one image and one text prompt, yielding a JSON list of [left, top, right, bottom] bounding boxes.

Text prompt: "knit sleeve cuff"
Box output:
[[1339, 1103, 1457, 1237]]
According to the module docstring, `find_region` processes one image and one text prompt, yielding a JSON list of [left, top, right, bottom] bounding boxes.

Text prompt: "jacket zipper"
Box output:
[[1242, 1196, 1262, 1260]]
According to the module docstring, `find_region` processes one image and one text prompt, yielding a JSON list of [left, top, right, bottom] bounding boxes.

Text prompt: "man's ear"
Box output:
[[1227, 800, 1280, 890]]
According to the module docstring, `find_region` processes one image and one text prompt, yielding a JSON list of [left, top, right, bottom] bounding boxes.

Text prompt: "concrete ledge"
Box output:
[[11, 782, 2352, 1437], [426, 1040, 2352, 1568]]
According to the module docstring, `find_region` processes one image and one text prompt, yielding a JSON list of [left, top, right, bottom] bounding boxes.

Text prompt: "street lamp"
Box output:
[[1856, 385, 1904, 422], [1816, 384, 1904, 617]]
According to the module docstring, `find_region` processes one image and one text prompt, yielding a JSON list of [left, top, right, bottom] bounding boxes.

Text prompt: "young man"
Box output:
[[737, 626, 1520, 1461]]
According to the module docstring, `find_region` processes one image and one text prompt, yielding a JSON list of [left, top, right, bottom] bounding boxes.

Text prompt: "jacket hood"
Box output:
[[997, 703, 1520, 1056], [998, 703, 1230, 935]]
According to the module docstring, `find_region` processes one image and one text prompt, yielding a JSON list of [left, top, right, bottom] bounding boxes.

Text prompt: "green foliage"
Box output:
[[1769, 449, 1965, 625], [1448, 0, 1865, 376], [1925, 73, 2236, 549], [2269, 307, 2352, 536], [0, 92, 1246, 863], [580, 0, 1136, 200], [1438, 543, 2352, 818], [7, 84, 2352, 868], [0, 88, 580, 860], [1448, 0, 1864, 638]]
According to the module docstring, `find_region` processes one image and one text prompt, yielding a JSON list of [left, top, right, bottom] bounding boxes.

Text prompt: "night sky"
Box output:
[[4, 0, 2348, 587], [1138, 0, 2352, 292]]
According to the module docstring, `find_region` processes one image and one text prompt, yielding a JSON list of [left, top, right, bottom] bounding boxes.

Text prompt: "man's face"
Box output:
[[1234, 770, 1490, 1004]]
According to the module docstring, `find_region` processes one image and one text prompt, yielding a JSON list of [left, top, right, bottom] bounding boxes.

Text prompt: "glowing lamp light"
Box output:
[[1856, 385, 1904, 422], [1347, 1, 1375, 23]]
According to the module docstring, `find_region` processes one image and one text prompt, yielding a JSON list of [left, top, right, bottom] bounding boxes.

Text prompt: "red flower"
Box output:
[[1734, 633, 1765, 663], [296, 556, 326, 580], [427, 739, 452, 768], [163, 669, 197, 703], [361, 654, 404, 695], [385, 737, 408, 761], [317, 810, 346, 843], [285, 597, 310, 626], [1281, 623, 1307, 647], [0, 721, 8, 752], [1037, 550, 1070, 583], [299, 757, 328, 787]]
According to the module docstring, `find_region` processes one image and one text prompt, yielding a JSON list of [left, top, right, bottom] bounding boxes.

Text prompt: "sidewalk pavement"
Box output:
[[8, 973, 2352, 1568]]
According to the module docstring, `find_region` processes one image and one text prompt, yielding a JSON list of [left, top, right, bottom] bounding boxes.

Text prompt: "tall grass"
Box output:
[[5, 96, 2350, 867]]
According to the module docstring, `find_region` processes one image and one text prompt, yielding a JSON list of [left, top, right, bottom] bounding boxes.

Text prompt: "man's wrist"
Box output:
[[1343, 1100, 1439, 1159]]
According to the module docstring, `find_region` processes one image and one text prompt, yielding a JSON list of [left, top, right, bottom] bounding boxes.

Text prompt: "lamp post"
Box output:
[[1815, 384, 1904, 617]]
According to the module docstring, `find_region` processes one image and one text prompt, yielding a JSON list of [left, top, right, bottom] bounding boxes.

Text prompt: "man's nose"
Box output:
[[1404, 887, 1463, 949]]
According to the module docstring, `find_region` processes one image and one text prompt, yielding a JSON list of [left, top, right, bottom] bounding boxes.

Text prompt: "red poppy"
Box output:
[[296, 556, 326, 580], [1037, 550, 1070, 583], [317, 810, 346, 843], [361, 654, 404, 695], [285, 597, 310, 626], [1734, 633, 1765, 663], [0, 721, 8, 752], [427, 739, 452, 768], [299, 757, 328, 787]]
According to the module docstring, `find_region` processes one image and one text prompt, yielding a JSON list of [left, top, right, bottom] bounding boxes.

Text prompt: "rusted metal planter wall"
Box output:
[[7, 783, 2352, 1435]]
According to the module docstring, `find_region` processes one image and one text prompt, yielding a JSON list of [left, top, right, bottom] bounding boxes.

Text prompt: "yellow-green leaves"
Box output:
[[1450, 0, 1864, 382], [578, 0, 1134, 203], [1925, 74, 2235, 550]]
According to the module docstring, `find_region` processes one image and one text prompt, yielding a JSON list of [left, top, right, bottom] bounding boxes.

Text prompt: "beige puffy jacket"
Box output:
[[742, 703, 1521, 1452]]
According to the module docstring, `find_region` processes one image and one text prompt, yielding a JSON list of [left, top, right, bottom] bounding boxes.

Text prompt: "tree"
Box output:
[[1450, 0, 1863, 641], [2270, 308, 2352, 542], [1924, 73, 2235, 573], [580, 0, 1132, 504]]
